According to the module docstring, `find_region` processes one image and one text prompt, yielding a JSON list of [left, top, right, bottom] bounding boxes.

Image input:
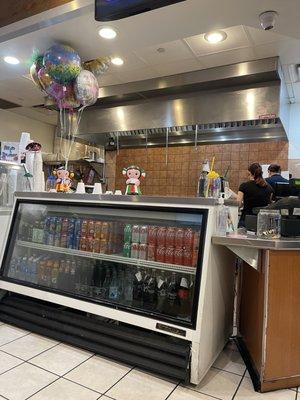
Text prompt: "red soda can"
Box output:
[[174, 246, 183, 265], [183, 247, 193, 267], [60, 233, 67, 248], [86, 236, 94, 252], [166, 227, 176, 247], [183, 228, 194, 249], [80, 236, 87, 251], [139, 226, 148, 244], [81, 220, 88, 236], [61, 218, 69, 233], [94, 221, 102, 239], [157, 227, 167, 246], [139, 243, 148, 260], [101, 222, 109, 240], [131, 242, 139, 259], [175, 228, 184, 247], [156, 245, 166, 263], [88, 220, 95, 236], [132, 225, 140, 243], [165, 246, 175, 264], [148, 226, 157, 245], [147, 244, 156, 261]]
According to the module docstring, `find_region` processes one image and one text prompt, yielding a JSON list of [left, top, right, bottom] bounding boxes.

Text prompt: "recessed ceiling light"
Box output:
[[204, 31, 227, 44], [111, 57, 124, 66], [98, 27, 117, 39], [4, 56, 20, 65]]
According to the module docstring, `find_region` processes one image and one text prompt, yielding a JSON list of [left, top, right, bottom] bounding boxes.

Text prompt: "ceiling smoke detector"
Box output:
[[259, 11, 278, 31]]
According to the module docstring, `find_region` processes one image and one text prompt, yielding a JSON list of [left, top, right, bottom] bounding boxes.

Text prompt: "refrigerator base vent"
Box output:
[[0, 294, 191, 382]]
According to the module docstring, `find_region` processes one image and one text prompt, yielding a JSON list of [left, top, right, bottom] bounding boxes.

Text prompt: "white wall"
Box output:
[[288, 102, 300, 177], [0, 109, 55, 153]]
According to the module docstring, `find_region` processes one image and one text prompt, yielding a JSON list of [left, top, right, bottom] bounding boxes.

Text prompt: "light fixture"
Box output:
[[204, 30, 227, 44], [111, 57, 124, 66], [4, 56, 20, 65], [98, 27, 117, 39]]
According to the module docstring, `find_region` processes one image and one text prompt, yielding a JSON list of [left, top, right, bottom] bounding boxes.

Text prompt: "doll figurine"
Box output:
[[122, 165, 146, 195], [53, 166, 74, 192]]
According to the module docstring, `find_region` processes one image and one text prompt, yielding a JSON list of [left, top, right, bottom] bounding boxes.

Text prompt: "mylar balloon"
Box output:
[[38, 68, 65, 101], [30, 54, 44, 90], [74, 70, 99, 107], [44, 95, 57, 109], [43, 44, 81, 85], [60, 85, 80, 109], [83, 57, 111, 78]]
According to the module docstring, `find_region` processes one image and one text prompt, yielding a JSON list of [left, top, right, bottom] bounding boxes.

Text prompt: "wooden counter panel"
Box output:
[[240, 262, 265, 374], [264, 251, 300, 380]]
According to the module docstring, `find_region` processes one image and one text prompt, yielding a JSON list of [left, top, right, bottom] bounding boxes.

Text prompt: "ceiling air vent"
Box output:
[[0, 98, 20, 109]]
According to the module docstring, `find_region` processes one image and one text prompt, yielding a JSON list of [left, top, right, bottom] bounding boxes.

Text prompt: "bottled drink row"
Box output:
[[18, 216, 201, 267], [7, 253, 194, 319]]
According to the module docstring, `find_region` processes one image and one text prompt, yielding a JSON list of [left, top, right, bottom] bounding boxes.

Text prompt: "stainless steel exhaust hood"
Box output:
[[77, 58, 289, 148]]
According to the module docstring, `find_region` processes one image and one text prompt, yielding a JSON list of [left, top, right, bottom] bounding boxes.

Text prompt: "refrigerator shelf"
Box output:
[[16, 240, 197, 275]]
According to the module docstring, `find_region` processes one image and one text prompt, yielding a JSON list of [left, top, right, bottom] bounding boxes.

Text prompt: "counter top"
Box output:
[[212, 234, 300, 250]]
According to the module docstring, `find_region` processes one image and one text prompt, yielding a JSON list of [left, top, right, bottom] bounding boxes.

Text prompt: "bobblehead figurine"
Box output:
[[53, 166, 74, 192], [122, 165, 146, 195]]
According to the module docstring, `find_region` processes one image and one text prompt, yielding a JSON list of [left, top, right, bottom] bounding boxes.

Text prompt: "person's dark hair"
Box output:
[[268, 164, 281, 174], [248, 163, 267, 187]]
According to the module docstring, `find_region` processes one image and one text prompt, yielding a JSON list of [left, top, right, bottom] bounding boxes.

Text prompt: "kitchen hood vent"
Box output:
[[76, 58, 289, 148]]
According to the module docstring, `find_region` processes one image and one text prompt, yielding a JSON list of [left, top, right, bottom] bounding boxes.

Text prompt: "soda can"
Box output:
[[183, 228, 194, 249], [131, 225, 140, 243], [67, 218, 75, 236], [123, 242, 131, 258], [74, 219, 82, 237], [55, 217, 62, 234], [139, 243, 148, 260], [157, 227, 167, 247], [86, 236, 94, 252], [131, 242, 139, 259], [124, 224, 132, 244], [101, 222, 109, 240], [81, 219, 88, 236], [183, 247, 193, 267], [74, 234, 81, 250], [174, 246, 183, 265], [67, 233, 74, 249], [47, 233, 54, 246], [156, 245, 166, 263], [165, 246, 175, 264], [147, 244, 156, 261], [61, 218, 69, 233], [54, 233, 61, 247], [60, 233, 67, 248], [166, 227, 176, 247], [175, 228, 184, 247], [93, 238, 101, 253], [139, 226, 148, 244], [192, 248, 198, 268], [148, 226, 157, 245], [88, 220, 95, 236], [49, 217, 57, 233], [94, 221, 102, 239], [45, 217, 52, 232], [80, 236, 87, 251], [100, 239, 108, 254]]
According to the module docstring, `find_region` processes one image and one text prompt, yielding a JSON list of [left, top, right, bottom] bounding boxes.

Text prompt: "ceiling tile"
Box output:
[[199, 47, 255, 69], [152, 57, 202, 76], [109, 52, 148, 72], [243, 26, 289, 46], [133, 40, 194, 65], [184, 25, 250, 57], [252, 42, 280, 59], [0, 77, 44, 107], [113, 66, 161, 83], [98, 73, 123, 87]]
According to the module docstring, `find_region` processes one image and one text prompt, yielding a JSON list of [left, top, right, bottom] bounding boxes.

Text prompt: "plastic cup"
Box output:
[[114, 190, 122, 195], [76, 182, 85, 194], [93, 183, 103, 194]]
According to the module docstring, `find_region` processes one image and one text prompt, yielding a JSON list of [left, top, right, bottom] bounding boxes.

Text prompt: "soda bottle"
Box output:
[[139, 226, 148, 244], [81, 219, 88, 236], [123, 242, 131, 257], [157, 227, 167, 246], [148, 226, 157, 245], [131, 225, 140, 243], [124, 224, 132, 244], [51, 261, 59, 289], [175, 228, 184, 247], [55, 217, 62, 234], [94, 221, 102, 239], [69, 261, 76, 292], [143, 269, 157, 310], [123, 269, 133, 305], [166, 227, 176, 247], [157, 271, 168, 312], [45, 260, 53, 287], [61, 218, 69, 233], [117, 267, 125, 299], [8, 258, 16, 279], [131, 243, 139, 259], [109, 268, 120, 301], [101, 265, 111, 299], [177, 276, 191, 319], [132, 267, 144, 307], [166, 272, 179, 316], [64, 260, 71, 291]]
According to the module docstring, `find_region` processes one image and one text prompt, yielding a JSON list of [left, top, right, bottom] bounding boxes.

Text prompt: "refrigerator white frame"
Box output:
[[0, 193, 237, 384]]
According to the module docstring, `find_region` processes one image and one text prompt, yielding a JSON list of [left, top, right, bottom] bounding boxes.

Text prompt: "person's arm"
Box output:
[[237, 191, 244, 207]]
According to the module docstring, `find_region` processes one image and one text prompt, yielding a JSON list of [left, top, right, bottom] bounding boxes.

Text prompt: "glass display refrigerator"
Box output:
[[0, 193, 237, 384]]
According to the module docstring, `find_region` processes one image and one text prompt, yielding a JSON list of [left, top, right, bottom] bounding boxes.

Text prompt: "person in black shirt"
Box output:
[[231, 163, 274, 227]]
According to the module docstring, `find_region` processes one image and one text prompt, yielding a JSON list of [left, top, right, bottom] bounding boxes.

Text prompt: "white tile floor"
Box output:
[[0, 323, 298, 400]]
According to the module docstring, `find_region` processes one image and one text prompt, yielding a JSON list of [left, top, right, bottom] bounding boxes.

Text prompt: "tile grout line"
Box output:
[[231, 369, 246, 400], [164, 380, 180, 400], [102, 365, 136, 396], [0, 331, 31, 348], [212, 365, 246, 378]]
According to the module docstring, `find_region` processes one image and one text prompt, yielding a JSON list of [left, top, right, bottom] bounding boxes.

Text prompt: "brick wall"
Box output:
[[108, 140, 288, 197]]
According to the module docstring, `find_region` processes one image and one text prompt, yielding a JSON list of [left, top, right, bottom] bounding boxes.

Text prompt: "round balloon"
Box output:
[[59, 85, 80, 109], [74, 70, 99, 107], [37, 68, 65, 101], [83, 57, 110, 78], [30, 62, 44, 90], [43, 44, 81, 85]]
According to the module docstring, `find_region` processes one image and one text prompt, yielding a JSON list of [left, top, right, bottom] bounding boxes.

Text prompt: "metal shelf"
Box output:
[[17, 240, 196, 275]]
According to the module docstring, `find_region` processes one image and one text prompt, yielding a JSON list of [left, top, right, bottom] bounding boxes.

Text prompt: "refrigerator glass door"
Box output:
[[0, 200, 207, 327]]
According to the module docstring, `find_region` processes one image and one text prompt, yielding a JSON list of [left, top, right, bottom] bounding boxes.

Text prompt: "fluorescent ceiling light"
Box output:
[[111, 57, 124, 66], [4, 56, 20, 65], [204, 31, 227, 44], [99, 27, 117, 39]]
